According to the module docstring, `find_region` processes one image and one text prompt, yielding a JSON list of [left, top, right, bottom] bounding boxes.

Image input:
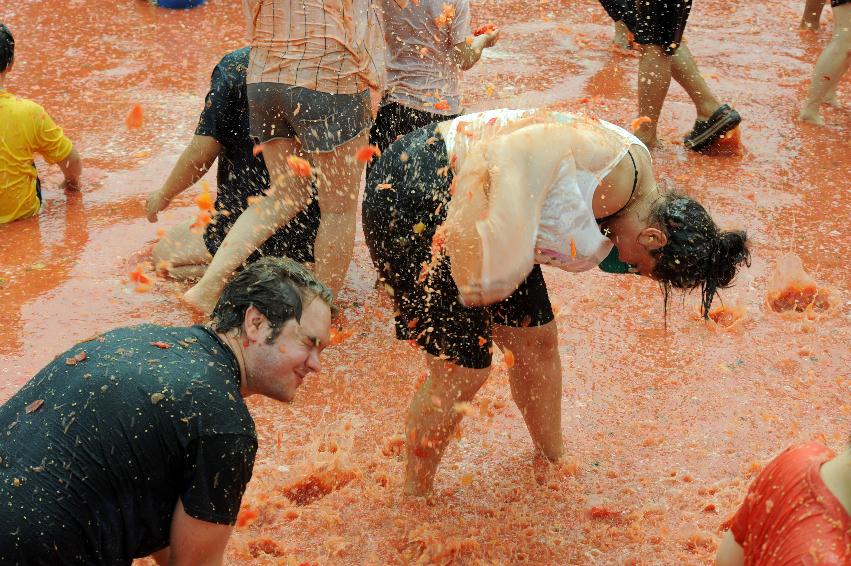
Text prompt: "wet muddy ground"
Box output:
[[1, 0, 849, 563]]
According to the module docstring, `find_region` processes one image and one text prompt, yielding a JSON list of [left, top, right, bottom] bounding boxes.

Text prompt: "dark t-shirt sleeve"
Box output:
[[180, 434, 257, 525], [195, 65, 230, 141]]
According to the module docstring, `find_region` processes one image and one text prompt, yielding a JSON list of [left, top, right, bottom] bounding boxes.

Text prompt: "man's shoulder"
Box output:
[[215, 48, 250, 84], [1, 93, 49, 118]]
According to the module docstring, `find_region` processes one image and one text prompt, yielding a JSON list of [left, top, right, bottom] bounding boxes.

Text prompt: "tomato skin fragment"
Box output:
[[503, 348, 515, 369], [126, 104, 144, 129], [65, 351, 87, 366], [195, 185, 214, 212], [356, 145, 382, 163], [630, 116, 652, 132], [433, 100, 451, 111], [236, 507, 259, 528], [286, 155, 313, 177], [473, 23, 497, 36], [150, 341, 172, 349]]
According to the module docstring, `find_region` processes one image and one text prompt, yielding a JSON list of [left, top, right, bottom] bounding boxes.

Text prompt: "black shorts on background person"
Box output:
[[367, 100, 461, 179], [595, 0, 741, 151], [368, 100, 461, 154], [632, 0, 691, 55]]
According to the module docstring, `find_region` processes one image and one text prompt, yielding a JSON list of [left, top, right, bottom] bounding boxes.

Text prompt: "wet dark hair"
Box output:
[[649, 192, 751, 317], [0, 23, 13, 73], [211, 257, 334, 342]]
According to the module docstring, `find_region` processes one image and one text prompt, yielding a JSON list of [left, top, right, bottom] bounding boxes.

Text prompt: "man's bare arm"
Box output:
[[452, 30, 499, 71], [153, 499, 233, 566], [58, 146, 83, 191], [145, 135, 221, 222]]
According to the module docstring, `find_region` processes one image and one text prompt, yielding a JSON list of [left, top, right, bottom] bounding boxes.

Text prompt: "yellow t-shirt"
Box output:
[[0, 90, 74, 223]]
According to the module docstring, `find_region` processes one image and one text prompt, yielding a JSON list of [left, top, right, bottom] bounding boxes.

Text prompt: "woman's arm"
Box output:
[[446, 124, 573, 305]]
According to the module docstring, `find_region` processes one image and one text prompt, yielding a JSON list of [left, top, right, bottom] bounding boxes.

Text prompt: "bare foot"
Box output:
[[799, 105, 825, 125], [183, 283, 218, 315], [634, 125, 661, 149]]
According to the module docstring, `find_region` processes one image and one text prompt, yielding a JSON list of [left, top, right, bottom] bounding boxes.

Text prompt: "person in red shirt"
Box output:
[[716, 441, 851, 565]]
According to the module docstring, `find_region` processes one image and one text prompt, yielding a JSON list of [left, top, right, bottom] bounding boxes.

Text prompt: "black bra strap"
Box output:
[[597, 149, 639, 223]]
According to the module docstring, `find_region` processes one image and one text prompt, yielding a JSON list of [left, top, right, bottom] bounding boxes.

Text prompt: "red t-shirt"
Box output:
[[731, 442, 851, 565]]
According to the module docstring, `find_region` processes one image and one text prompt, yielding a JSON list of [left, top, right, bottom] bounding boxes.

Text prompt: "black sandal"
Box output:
[[683, 104, 741, 152]]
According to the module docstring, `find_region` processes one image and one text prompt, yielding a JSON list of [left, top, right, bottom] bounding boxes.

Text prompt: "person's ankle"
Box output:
[[695, 100, 723, 122]]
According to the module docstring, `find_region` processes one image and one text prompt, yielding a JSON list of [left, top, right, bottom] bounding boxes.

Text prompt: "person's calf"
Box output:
[[636, 45, 674, 147]]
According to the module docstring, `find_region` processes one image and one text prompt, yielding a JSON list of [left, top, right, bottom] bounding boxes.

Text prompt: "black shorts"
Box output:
[[629, 0, 692, 54], [832, 0, 849, 7], [368, 101, 461, 154], [598, 0, 632, 23], [247, 84, 372, 152], [203, 197, 319, 265], [367, 100, 460, 180], [362, 124, 554, 369]]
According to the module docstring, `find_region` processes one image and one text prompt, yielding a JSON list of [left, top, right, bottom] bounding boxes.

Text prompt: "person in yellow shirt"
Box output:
[[0, 23, 82, 224]]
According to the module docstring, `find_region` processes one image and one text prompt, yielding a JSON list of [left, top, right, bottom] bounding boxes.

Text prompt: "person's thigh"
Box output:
[[490, 265, 555, 329], [153, 218, 212, 267]]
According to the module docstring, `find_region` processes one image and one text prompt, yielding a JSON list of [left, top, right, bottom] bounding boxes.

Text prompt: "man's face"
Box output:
[[243, 298, 331, 402]]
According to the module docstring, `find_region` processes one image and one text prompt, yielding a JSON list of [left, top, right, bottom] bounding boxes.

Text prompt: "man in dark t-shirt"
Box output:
[[0, 257, 333, 565], [144, 48, 320, 279]]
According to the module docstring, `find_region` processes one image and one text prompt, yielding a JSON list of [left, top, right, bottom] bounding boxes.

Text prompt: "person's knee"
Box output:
[[316, 184, 359, 215]]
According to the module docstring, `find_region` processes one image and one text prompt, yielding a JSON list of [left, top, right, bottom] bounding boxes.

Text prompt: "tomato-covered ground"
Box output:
[[1, 0, 848, 563]]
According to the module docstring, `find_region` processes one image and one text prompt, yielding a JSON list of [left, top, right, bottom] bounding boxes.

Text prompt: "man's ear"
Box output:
[[637, 227, 667, 251], [242, 305, 269, 343]]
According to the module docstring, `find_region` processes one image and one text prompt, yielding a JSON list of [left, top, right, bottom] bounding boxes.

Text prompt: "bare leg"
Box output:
[[635, 44, 673, 147], [152, 218, 212, 281], [801, 0, 827, 30], [307, 131, 369, 295], [404, 355, 490, 495], [824, 53, 850, 106], [183, 138, 309, 312], [494, 321, 564, 461], [800, 4, 851, 125], [613, 20, 631, 49], [670, 42, 722, 121]]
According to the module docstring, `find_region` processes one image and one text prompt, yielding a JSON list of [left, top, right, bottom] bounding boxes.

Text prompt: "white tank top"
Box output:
[[443, 109, 647, 275]]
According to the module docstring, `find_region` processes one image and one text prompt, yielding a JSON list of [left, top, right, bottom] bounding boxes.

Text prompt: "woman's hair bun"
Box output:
[[714, 230, 751, 288]]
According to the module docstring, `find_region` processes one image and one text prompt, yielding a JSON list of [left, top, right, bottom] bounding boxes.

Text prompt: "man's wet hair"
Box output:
[[0, 23, 13, 73], [212, 257, 334, 342], [649, 191, 751, 317]]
